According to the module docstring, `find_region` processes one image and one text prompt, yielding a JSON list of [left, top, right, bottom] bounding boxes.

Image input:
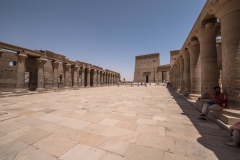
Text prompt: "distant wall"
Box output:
[[0, 52, 17, 91], [134, 54, 160, 83]]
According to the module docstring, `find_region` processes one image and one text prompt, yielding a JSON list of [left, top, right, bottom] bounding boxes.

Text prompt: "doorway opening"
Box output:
[[146, 75, 149, 83]]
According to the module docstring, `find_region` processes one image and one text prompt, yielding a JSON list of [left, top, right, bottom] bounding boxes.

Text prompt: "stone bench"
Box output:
[[196, 99, 240, 125]]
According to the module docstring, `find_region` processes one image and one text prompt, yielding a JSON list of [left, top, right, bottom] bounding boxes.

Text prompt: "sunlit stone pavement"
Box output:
[[0, 85, 239, 160]]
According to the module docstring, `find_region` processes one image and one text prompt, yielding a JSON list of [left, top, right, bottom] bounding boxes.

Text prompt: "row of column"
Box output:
[[14, 54, 120, 92], [170, 0, 240, 110]]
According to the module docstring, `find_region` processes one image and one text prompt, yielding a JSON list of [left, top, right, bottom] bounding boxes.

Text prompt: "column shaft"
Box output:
[[64, 63, 71, 89], [81, 68, 85, 87], [73, 65, 79, 89], [196, 22, 220, 98], [52, 61, 59, 90], [86, 69, 91, 87], [36, 58, 47, 91], [179, 57, 185, 91], [182, 50, 191, 95], [212, 0, 240, 109], [187, 41, 201, 94], [15, 53, 27, 92]]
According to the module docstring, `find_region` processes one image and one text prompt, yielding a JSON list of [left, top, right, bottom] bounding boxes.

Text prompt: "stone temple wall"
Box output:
[[0, 52, 17, 91], [133, 53, 160, 83]]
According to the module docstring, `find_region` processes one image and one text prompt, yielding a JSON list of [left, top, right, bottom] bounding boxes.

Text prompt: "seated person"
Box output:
[[198, 86, 226, 120], [226, 121, 240, 147]]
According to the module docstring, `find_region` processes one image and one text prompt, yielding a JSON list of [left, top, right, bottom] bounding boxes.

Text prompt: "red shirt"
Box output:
[[210, 93, 226, 108]]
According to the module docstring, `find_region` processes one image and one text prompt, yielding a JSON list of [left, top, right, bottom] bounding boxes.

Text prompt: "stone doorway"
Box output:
[[146, 75, 149, 83]]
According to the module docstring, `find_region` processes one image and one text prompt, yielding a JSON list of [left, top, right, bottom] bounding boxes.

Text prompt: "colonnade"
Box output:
[[0, 44, 120, 92], [169, 0, 240, 111]]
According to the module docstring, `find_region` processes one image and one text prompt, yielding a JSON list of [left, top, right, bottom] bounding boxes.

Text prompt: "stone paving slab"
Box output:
[[0, 86, 239, 160], [59, 143, 106, 160]]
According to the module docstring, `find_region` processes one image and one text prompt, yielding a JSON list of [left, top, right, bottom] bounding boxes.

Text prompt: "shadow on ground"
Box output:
[[167, 87, 240, 160]]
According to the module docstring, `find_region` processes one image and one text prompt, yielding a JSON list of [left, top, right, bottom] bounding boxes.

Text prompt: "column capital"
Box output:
[[81, 67, 86, 72], [52, 61, 59, 69], [36, 58, 47, 63], [186, 41, 200, 53], [52, 60, 59, 64], [195, 22, 220, 41], [65, 63, 71, 68], [181, 50, 190, 59], [18, 53, 28, 58], [209, 0, 240, 20], [0, 48, 5, 53]]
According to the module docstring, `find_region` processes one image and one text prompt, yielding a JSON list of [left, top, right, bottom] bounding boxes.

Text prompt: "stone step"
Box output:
[[211, 110, 240, 125], [188, 94, 201, 100], [222, 109, 240, 117]]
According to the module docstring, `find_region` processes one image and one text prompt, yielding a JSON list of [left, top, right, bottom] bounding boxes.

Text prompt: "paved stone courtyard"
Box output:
[[0, 85, 239, 160]]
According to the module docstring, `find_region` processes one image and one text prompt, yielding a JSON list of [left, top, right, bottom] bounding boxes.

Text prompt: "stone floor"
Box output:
[[0, 85, 239, 160]]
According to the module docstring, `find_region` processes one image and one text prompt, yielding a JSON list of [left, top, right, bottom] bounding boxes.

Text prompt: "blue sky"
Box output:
[[0, 0, 205, 81]]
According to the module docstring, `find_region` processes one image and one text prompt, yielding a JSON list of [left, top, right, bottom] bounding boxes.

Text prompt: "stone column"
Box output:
[[15, 53, 28, 93], [110, 74, 112, 85], [196, 22, 220, 98], [102, 72, 105, 86], [209, 0, 240, 109], [182, 50, 191, 95], [80, 67, 85, 87], [176, 61, 180, 91], [186, 41, 201, 96], [36, 58, 47, 92], [73, 65, 79, 90], [116, 75, 119, 84], [113, 75, 115, 85], [106, 73, 108, 85], [96, 70, 99, 87], [64, 63, 71, 89], [173, 65, 177, 89], [86, 68, 91, 87], [93, 69, 97, 87], [179, 57, 185, 92], [52, 61, 59, 90]]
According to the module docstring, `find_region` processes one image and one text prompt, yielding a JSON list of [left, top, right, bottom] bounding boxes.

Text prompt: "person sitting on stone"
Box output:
[[198, 86, 226, 120], [226, 121, 240, 147]]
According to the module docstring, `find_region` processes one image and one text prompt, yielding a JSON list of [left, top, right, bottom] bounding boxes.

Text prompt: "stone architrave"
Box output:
[[86, 68, 91, 87], [179, 57, 185, 92], [14, 52, 28, 93], [64, 63, 71, 89], [52, 60, 59, 90], [36, 58, 47, 92], [186, 41, 201, 95], [80, 67, 85, 87], [196, 22, 220, 98], [209, 0, 240, 109], [181, 50, 191, 95], [73, 64, 79, 90]]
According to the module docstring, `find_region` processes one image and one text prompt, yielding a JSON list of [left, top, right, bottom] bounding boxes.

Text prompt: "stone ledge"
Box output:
[[188, 94, 201, 100], [173, 91, 234, 133]]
